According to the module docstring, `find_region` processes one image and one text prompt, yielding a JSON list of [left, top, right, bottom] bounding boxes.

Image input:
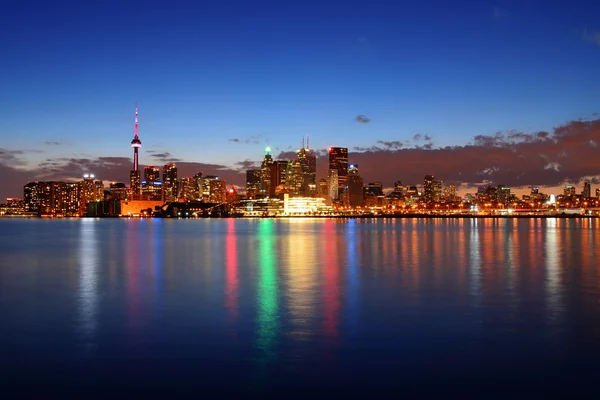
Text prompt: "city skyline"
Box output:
[[2, 1, 600, 199]]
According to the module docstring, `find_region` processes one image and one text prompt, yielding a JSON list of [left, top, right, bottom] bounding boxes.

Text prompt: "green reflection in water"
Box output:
[[256, 219, 278, 368]]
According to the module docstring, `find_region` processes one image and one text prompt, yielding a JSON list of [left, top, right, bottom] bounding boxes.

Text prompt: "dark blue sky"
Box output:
[[1, 0, 600, 197]]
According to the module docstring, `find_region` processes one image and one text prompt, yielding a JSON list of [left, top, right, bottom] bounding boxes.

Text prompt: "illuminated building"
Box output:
[[193, 172, 203, 200], [109, 182, 129, 200], [63, 182, 80, 216], [179, 177, 198, 201], [596, 188, 600, 198], [564, 185, 576, 197], [129, 103, 142, 199], [296, 139, 317, 196], [583, 181, 591, 198], [163, 163, 178, 202], [394, 181, 403, 194], [443, 183, 457, 202], [270, 160, 289, 196], [327, 169, 338, 201], [283, 194, 333, 215], [246, 169, 261, 199], [206, 176, 226, 203], [260, 147, 274, 196], [347, 174, 364, 208], [328, 147, 348, 198], [423, 174, 435, 203], [433, 180, 443, 202], [0, 198, 25, 215], [318, 178, 328, 197], [80, 174, 96, 215], [202, 175, 218, 200], [24, 182, 41, 213], [497, 185, 511, 203], [38, 181, 64, 216], [226, 187, 239, 204], [142, 166, 162, 201], [348, 164, 359, 176], [286, 160, 303, 197], [364, 182, 382, 208]]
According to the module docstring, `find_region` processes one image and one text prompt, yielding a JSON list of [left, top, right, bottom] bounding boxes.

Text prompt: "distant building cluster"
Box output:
[[3, 106, 600, 217]]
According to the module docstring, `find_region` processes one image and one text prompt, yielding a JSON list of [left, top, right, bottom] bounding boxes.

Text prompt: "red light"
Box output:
[[229, 189, 234, 193], [328, 147, 332, 152]]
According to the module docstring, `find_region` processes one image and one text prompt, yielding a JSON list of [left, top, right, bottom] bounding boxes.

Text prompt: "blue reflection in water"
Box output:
[[152, 220, 163, 316], [77, 218, 98, 354]]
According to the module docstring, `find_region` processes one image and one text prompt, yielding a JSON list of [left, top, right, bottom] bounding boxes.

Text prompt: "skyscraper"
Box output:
[[246, 169, 262, 199], [270, 160, 289, 196], [260, 147, 274, 196], [328, 147, 348, 198], [423, 174, 435, 203], [142, 166, 162, 201], [296, 140, 317, 196], [129, 103, 142, 199], [163, 163, 178, 202], [583, 181, 591, 198]]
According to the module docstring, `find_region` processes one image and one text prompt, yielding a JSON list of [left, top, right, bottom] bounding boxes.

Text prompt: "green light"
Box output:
[[265, 146, 271, 154], [255, 219, 278, 370]]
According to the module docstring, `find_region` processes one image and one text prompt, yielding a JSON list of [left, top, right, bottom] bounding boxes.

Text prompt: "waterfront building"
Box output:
[[109, 182, 129, 201], [179, 177, 198, 201], [327, 169, 338, 201], [296, 142, 317, 196], [286, 160, 304, 197], [142, 166, 162, 201], [24, 182, 41, 213], [270, 160, 289, 196]]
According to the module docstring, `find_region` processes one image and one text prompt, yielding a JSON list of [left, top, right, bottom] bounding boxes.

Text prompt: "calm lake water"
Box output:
[[1, 218, 599, 396]]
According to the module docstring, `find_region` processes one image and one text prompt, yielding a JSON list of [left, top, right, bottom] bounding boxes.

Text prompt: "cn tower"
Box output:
[[129, 103, 142, 198]]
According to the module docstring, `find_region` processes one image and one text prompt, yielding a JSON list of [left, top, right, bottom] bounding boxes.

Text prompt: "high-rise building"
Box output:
[[318, 178, 328, 197], [246, 169, 262, 199], [443, 183, 457, 202], [423, 174, 435, 203], [193, 172, 203, 201], [296, 141, 317, 196], [208, 178, 227, 203], [109, 183, 129, 200], [328, 169, 338, 201], [596, 188, 600, 198], [163, 163, 178, 202], [202, 176, 218, 200], [433, 180, 443, 202], [63, 183, 80, 216], [497, 185, 511, 203], [179, 177, 198, 201], [347, 174, 364, 207], [270, 160, 289, 196], [286, 160, 304, 197], [348, 164, 359, 176], [142, 166, 162, 201], [260, 147, 274, 196], [564, 185, 576, 197], [80, 174, 96, 215], [24, 182, 41, 213], [129, 103, 142, 199], [328, 147, 348, 197], [583, 181, 591, 198]]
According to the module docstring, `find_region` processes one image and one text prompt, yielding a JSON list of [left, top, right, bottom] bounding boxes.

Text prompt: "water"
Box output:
[[1, 218, 599, 395]]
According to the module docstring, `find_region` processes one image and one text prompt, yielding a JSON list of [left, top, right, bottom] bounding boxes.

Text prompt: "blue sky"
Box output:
[[1, 0, 600, 197]]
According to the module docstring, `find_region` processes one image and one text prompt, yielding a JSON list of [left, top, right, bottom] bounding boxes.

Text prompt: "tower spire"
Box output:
[[134, 101, 139, 139]]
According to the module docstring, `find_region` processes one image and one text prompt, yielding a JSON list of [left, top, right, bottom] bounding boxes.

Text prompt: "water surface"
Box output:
[[1, 218, 599, 395]]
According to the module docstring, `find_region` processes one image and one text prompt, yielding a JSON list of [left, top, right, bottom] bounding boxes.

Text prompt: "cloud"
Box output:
[[0, 148, 27, 166], [235, 160, 260, 170], [44, 141, 60, 145], [583, 29, 600, 46], [228, 135, 261, 145], [149, 152, 182, 163], [413, 134, 422, 141], [355, 115, 370, 123]]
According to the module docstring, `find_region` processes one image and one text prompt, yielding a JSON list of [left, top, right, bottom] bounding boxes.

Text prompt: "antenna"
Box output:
[[302, 136, 305, 149], [306, 135, 310, 149], [134, 101, 139, 138]]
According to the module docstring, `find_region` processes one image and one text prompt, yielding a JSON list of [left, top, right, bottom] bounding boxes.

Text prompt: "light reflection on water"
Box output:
[[1, 217, 600, 394]]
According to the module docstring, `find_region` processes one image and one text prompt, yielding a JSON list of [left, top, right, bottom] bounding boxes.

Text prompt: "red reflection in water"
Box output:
[[322, 221, 340, 348], [225, 219, 239, 323], [125, 221, 142, 345]]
